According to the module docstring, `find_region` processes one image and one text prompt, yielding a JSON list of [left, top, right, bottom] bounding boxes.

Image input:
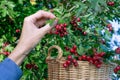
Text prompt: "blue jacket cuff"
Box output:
[[0, 58, 23, 80]]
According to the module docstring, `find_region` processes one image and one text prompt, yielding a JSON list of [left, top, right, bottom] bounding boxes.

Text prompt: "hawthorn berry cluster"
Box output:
[[107, 1, 115, 6], [63, 55, 78, 68], [65, 45, 78, 56], [70, 16, 87, 36], [114, 65, 120, 74], [63, 45, 78, 68], [25, 63, 38, 70], [50, 23, 68, 37], [115, 47, 120, 54], [70, 16, 80, 27], [107, 24, 113, 32], [78, 52, 105, 68], [64, 45, 106, 68]]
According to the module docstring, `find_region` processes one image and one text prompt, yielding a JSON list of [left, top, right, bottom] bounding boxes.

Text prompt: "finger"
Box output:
[[31, 10, 55, 22], [35, 18, 46, 28]]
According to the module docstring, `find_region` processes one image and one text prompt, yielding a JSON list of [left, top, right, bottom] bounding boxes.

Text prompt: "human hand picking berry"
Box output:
[[0, 10, 57, 80], [8, 10, 57, 66]]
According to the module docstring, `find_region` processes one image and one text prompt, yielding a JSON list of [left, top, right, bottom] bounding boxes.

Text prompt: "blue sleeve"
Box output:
[[0, 58, 23, 80]]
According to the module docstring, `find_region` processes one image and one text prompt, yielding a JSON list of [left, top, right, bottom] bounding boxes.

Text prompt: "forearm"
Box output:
[[8, 43, 30, 66]]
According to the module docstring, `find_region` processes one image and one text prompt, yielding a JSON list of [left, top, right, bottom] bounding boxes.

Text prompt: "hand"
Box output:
[[18, 10, 56, 54], [8, 10, 57, 65]]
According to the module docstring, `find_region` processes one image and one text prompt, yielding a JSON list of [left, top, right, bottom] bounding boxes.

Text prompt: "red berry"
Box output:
[[67, 55, 72, 60], [93, 56, 101, 60], [73, 23, 77, 27], [99, 52, 105, 57], [3, 51, 10, 56], [66, 60, 71, 65], [96, 64, 101, 68], [60, 34, 64, 37], [77, 18, 81, 22], [111, 2, 115, 6], [55, 25, 59, 29], [114, 68, 118, 73], [70, 21, 74, 24], [107, 24, 112, 28], [3, 42, 9, 47], [89, 59, 94, 64], [116, 66, 120, 70], [86, 56, 91, 61], [99, 60, 102, 64], [63, 27, 67, 31], [81, 55, 87, 60], [107, 1, 114, 6], [109, 27, 113, 31], [72, 45, 77, 50], [63, 23, 67, 27], [115, 47, 120, 54], [94, 53, 99, 56], [70, 48, 75, 53], [74, 52, 79, 56], [60, 24, 63, 27], [26, 64, 32, 69], [77, 28, 82, 31], [16, 29, 20, 33], [55, 31, 59, 34], [94, 60, 102, 66], [72, 59, 77, 63], [78, 56, 82, 61], [64, 32, 68, 35], [83, 32, 87, 36], [74, 62, 78, 67], [72, 16, 77, 20], [65, 46, 70, 51], [63, 63, 68, 68], [93, 61, 99, 65]]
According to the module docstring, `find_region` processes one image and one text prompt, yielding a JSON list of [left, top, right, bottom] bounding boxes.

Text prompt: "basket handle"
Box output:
[[46, 45, 63, 61]]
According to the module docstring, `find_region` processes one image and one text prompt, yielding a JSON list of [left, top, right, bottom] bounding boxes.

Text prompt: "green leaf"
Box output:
[[0, 55, 4, 62], [78, 45, 84, 55], [46, 18, 56, 26]]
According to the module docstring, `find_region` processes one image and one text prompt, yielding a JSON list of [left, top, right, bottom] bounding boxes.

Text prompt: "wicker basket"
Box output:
[[46, 45, 114, 80]]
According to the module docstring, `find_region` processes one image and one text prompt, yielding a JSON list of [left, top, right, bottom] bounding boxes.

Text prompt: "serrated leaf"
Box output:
[[46, 18, 56, 26]]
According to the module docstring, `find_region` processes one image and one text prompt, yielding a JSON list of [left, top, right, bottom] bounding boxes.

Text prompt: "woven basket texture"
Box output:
[[46, 45, 114, 80]]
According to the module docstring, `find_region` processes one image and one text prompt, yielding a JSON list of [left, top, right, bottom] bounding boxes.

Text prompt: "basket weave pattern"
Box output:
[[46, 45, 114, 80]]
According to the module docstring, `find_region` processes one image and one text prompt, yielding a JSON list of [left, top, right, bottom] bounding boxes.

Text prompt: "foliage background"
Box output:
[[0, 0, 120, 80]]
